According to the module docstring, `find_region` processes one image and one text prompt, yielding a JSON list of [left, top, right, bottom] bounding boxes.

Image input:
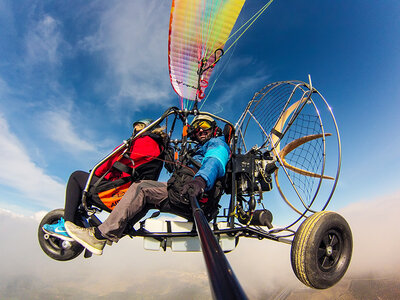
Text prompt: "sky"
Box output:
[[0, 0, 400, 298]]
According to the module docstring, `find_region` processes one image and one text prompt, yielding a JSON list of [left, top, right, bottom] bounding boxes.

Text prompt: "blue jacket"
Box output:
[[191, 136, 230, 191]]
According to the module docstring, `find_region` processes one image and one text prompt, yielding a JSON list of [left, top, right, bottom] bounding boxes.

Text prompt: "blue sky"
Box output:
[[0, 0, 399, 219]]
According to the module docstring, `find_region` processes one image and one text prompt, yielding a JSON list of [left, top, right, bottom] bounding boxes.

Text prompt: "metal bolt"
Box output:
[[62, 240, 72, 249]]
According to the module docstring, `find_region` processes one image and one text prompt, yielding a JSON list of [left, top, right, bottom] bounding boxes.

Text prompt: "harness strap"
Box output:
[[188, 156, 202, 170], [113, 160, 134, 175], [92, 168, 112, 190], [271, 128, 283, 139]]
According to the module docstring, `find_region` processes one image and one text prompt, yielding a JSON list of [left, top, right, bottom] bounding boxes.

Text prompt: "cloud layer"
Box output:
[[0, 115, 65, 209], [40, 110, 97, 153], [1, 191, 399, 298], [25, 14, 64, 67], [81, 1, 173, 109]]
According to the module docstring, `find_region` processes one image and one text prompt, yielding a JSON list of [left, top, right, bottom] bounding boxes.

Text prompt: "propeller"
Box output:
[[235, 80, 341, 219]]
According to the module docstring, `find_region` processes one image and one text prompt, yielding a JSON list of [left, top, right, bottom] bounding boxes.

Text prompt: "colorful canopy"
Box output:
[[168, 0, 245, 103]]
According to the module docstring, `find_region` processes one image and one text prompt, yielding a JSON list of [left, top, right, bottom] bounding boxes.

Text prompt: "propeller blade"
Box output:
[[279, 133, 334, 180], [272, 97, 308, 152], [274, 170, 303, 215]]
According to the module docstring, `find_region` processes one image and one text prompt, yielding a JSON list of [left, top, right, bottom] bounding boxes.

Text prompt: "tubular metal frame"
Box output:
[[80, 79, 341, 245]]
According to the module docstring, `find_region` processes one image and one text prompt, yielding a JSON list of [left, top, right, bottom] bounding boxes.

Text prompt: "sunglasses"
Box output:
[[192, 120, 213, 130]]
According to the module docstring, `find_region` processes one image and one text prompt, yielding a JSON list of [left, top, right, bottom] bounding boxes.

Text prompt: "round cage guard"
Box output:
[[234, 79, 341, 231]]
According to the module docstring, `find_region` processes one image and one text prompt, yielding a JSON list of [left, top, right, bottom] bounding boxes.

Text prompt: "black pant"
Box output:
[[63, 170, 99, 223]]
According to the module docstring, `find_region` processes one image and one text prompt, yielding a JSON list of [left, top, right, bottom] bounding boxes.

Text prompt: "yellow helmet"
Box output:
[[191, 115, 216, 130]]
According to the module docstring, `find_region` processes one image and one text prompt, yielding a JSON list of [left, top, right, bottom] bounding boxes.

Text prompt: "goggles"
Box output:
[[192, 120, 213, 131]]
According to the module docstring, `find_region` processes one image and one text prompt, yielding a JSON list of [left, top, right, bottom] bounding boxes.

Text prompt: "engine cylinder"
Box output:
[[250, 209, 273, 229]]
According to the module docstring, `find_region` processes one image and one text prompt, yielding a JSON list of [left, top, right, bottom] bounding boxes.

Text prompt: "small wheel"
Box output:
[[38, 208, 84, 261], [291, 211, 352, 289]]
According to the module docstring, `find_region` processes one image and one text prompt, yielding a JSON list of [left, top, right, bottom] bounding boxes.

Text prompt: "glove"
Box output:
[[181, 176, 207, 199]]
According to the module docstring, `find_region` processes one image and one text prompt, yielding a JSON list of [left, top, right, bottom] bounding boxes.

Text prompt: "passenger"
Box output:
[[65, 115, 230, 255], [42, 119, 166, 241]]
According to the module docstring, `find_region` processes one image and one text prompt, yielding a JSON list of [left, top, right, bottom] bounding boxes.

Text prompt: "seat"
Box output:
[[223, 123, 235, 144]]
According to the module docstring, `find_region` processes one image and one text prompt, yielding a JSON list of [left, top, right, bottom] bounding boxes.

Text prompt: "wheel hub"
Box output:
[[318, 229, 343, 271], [62, 240, 72, 249]]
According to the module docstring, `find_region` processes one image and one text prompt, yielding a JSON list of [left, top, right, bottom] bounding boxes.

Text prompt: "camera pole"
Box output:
[[190, 196, 248, 300]]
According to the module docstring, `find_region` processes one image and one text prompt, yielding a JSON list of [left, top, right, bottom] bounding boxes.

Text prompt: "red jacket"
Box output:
[[94, 135, 161, 181]]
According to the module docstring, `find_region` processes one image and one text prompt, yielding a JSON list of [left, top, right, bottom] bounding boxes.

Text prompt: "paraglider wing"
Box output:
[[168, 0, 245, 102]]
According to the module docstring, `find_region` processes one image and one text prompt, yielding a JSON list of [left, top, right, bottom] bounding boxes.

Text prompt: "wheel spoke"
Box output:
[[318, 233, 342, 270], [329, 234, 338, 247], [321, 253, 336, 268], [317, 247, 326, 260], [321, 235, 330, 247], [321, 256, 330, 268], [331, 249, 339, 259], [328, 256, 335, 266]]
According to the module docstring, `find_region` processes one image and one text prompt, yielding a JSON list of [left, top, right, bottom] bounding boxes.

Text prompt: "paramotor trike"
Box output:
[[38, 80, 352, 290]]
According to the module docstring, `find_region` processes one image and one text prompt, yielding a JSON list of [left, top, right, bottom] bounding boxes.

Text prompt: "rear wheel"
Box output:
[[291, 211, 352, 289], [38, 209, 84, 261]]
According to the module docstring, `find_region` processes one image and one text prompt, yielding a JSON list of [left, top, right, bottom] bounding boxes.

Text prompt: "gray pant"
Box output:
[[98, 180, 168, 242]]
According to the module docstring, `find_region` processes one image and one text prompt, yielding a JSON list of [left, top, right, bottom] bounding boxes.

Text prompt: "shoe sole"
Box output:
[[42, 227, 75, 242], [65, 223, 103, 255]]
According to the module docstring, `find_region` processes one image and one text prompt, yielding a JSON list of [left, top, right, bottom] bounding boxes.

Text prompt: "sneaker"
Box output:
[[42, 218, 74, 242], [65, 221, 106, 255]]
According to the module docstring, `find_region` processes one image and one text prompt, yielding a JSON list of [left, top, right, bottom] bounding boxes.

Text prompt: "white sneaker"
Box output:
[[65, 221, 106, 255]]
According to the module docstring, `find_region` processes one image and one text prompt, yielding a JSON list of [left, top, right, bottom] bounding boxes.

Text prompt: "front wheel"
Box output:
[[38, 209, 84, 261], [290, 211, 352, 289]]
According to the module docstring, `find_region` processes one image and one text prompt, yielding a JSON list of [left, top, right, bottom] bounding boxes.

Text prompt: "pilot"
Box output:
[[65, 115, 230, 255]]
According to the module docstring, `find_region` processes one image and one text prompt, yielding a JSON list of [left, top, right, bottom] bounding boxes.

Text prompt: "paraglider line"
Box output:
[[200, 44, 236, 110], [225, 0, 275, 55], [203, 0, 224, 60], [198, 1, 274, 109]]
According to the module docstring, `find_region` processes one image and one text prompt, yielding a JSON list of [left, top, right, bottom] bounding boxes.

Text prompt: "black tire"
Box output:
[[38, 208, 84, 261], [291, 211, 352, 289]]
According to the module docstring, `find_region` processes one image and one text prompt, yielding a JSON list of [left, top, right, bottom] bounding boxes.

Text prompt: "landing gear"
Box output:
[[290, 211, 352, 289], [38, 209, 84, 261]]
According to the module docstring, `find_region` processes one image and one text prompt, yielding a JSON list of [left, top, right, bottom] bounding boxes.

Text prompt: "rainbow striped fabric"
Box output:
[[168, 0, 245, 104]]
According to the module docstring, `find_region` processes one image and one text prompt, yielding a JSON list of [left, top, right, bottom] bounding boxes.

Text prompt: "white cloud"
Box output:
[[0, 190, 400, 298], [0, 207, 26, 219], [40, 110, 97, 153], [81, 1, 172, 109], [339, 190, 400, 276], [0, 114, 64, 208], [0, 208, 210, 298], [25, 14, 65, 66], [209, 70, 271, 113], [0, 207, 46, 223]]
